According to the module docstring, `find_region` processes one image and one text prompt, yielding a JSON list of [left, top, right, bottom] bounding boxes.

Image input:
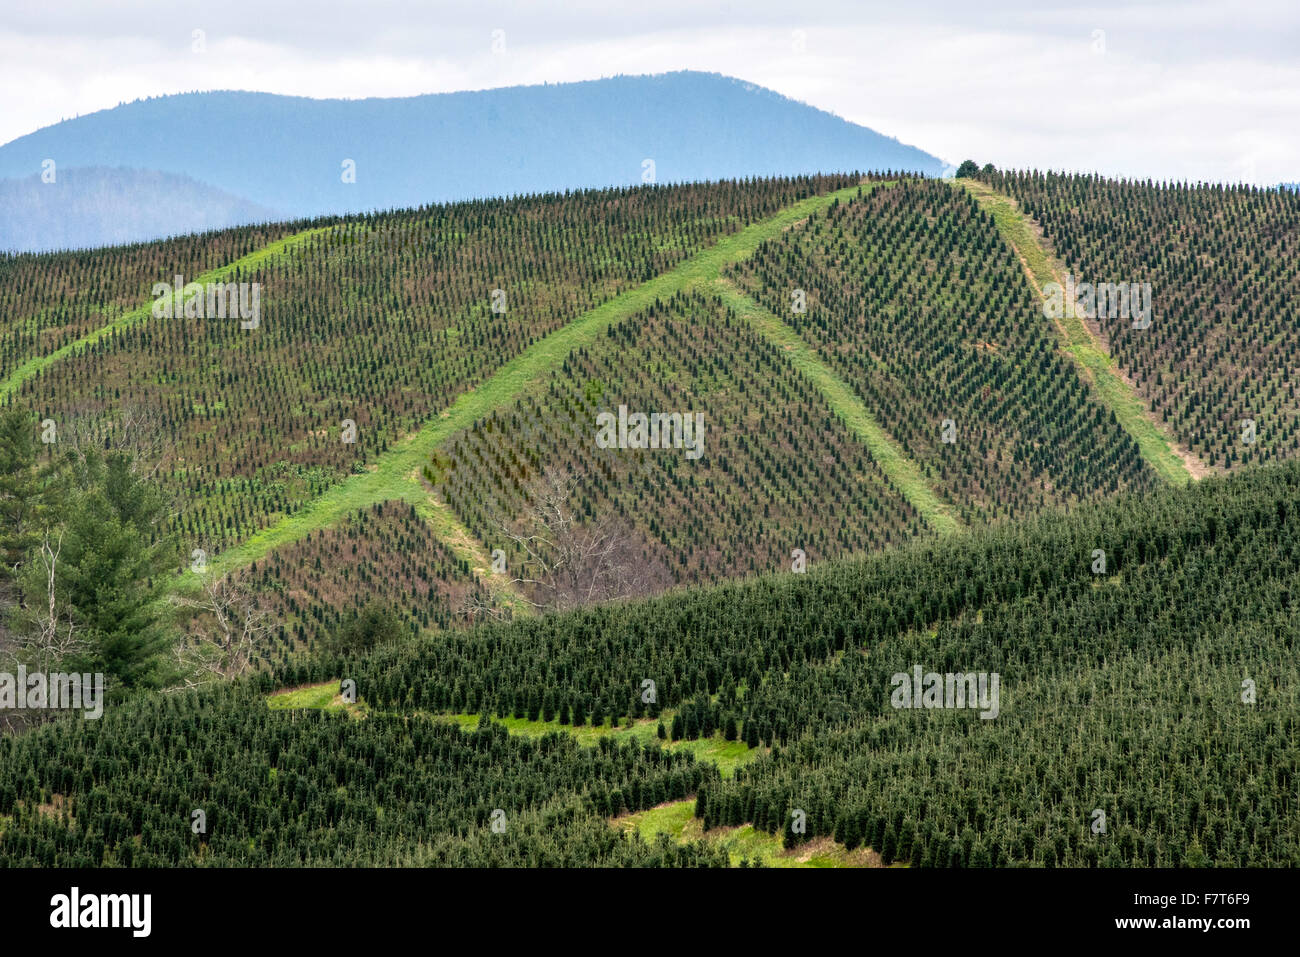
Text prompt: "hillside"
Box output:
[[727, 178, 1161, 522], [5, 170, 1298, 654], [1, 461, 1296, 866], [0, 73, 945, 251], [7, 175, 851, 556], [1, 168, 1299, 870], [983, 169, 1300, 471]]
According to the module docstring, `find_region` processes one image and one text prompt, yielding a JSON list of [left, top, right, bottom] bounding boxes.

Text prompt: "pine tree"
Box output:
[[49, 451, 179, 688]]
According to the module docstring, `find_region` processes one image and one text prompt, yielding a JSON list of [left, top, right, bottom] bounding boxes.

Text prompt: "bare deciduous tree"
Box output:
[[22, 529, 86, 671], [168, 570, 275, 689], [457, 584, 514, 625], [60, 404, 170, 481], [0, 530, 88, 734], [487, 466, 667, 614]]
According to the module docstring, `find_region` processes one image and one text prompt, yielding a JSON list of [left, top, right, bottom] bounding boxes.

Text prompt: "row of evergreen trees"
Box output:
[[983, 167, 1300, 471], [2, 455, 1298, 865]]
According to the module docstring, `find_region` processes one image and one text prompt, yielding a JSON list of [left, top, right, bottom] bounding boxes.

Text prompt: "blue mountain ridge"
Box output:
[[0, 72, 944, 251]]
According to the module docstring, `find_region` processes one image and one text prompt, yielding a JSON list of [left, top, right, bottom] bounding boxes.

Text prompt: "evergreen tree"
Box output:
[[50, 451, 179, 688], [722, 714, 738, 741], [325, 599, 405, 657]]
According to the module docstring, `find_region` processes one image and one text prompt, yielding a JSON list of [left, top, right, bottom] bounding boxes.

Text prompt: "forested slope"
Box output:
[[728, 178, 1160, 524], [2, 460, 1295, 866], [15, 176, 854, 552], [985, 170, 1300, 471], [435, 288, 926, 591]]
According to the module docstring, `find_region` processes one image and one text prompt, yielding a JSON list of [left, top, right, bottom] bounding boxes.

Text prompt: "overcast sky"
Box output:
[[2, 0, 1296, 183]]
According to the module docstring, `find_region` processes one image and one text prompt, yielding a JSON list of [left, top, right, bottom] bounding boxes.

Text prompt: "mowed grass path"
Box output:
[[956, 178, 1198, 484], [0, 227, 332, 402], [205, 181, 878, 580], [264, 683, 756, 776], [614, 798, 880, 867], [713, 274, 961, 535]]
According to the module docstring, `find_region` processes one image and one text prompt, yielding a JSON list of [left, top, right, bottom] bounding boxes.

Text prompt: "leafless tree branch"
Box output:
[[167, 569, 275, 690], [487, 466, 666, 613]]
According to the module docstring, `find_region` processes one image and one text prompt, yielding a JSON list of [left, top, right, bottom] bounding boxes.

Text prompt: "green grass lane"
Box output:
[[264, 682, 760, 779], [615, 798, 879, 867], [0, 226, 332, 402], [206, 180, 882, 579], [956, 177, 1196, 485], [713, 274, 961, 535]]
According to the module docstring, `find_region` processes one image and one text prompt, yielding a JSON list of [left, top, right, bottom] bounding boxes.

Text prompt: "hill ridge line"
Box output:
[[955, 178, 1204, 484]]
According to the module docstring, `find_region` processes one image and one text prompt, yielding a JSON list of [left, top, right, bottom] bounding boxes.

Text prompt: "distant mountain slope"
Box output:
[[0, 72, 943, 250], [0, 166, 279, 253]]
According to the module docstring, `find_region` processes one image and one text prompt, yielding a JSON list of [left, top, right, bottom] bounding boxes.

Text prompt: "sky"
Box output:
[[1, 0, 1297, 184]]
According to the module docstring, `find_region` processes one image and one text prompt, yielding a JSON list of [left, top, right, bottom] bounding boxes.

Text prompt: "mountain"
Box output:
[[0, 72, 944, 252], [0, 166, 280, 253]]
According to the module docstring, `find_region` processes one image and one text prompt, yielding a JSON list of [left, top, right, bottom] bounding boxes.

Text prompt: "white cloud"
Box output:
[[1, 0, 1296, 183]]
